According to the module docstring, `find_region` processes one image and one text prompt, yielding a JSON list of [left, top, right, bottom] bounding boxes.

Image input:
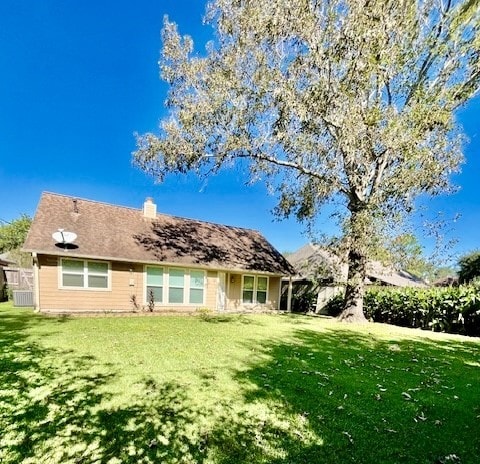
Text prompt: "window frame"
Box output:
[[145, 266, 164, 303], [189, 269, 206, 304], [59, 258, 111, 291], [168, 267, 186, 304], [144, 266, 206, 306], [241, 275, 269, 305], [256, 276, 268, 304]]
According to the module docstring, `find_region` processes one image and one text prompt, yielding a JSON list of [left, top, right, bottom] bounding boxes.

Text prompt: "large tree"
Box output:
[[134, 0, 480, 322], [458, 250, 480, 283]]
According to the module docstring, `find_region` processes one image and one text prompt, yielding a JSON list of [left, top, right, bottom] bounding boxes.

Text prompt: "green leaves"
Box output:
[[0, 215, 31, 254], [325, 282, 480, 336], [135, 0, 477, 215], [134, 0, 480, 318], [364, 284, 480, 336], [458, 251, 480, 284]]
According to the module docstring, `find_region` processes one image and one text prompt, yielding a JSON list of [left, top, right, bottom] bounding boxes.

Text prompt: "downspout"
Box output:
[[32, 252, 40, 312], [286, 276, 293, 313]]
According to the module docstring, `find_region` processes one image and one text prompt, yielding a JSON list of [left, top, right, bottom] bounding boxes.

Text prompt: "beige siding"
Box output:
[[37, 255, 283, 313], [205, 271, 217, 309], [225, 273, 281, 311], [38, 255, 144, 311], [226, 273, 243, 310], [37, 255, 219, 313], [269, 276, 281, 310]]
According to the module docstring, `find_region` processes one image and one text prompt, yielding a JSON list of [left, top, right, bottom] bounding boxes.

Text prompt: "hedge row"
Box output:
[[325, 284, 480, 337]]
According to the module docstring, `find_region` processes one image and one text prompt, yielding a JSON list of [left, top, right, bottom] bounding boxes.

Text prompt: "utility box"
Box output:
[[13, 290, 34, 307]]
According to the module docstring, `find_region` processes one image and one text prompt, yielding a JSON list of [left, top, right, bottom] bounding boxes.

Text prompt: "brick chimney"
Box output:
[[143, 197, 157, 219]]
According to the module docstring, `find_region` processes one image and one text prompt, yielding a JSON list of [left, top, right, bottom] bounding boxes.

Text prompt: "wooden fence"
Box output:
[[3, 267, 34, 290]]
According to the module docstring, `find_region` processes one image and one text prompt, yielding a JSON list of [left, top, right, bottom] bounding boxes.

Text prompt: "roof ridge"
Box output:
[[41, 191, 140, 212], [40, 191, 260, 234]]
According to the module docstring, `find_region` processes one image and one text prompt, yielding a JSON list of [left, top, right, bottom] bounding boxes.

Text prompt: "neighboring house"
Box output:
[[432, 275, 459, 287], [283, 243, 427, 312], [23, 192, 294, 314]]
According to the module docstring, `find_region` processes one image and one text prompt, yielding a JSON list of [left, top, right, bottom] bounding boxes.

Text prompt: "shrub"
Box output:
[[147, 289, 155, 312], [130, 294, 142, 312], [196, 307, 214, 320], [324, 284, 480, 336]]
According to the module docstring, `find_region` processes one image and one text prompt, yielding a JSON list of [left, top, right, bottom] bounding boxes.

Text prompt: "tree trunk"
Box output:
[[338, 247, 368, 323], [338, 201, 369, 323]]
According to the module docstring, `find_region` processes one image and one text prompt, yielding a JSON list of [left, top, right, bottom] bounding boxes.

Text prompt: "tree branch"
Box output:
[[405, 0, 453, 107], [369, 149, 390, 198]]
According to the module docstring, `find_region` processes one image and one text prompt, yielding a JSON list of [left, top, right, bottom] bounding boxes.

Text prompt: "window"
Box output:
[[62, 259, 84, 287], [61, 259, 109, 289], [242, 276, 255, 303], [168, 268, 185, 304], [144, 267, 205, 305], [242, 275, 268, 304], [257, 276, 268, 304], [146, 266, 163, 302], [189, 270, 205, 304]]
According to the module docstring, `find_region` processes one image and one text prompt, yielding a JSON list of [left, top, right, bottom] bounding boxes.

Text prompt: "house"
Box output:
[[283, 243, 427, 312], [432, 275, 459, 287], [23, 192, 294, 314]]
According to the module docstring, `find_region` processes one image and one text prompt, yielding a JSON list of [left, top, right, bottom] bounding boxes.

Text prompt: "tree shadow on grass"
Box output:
[[216, 327, 480, 464], [0, 310, 210, 463], [2, 308, 479, 463], [199, 313, 262, 325], [0, 309, 113, 463], [1, 308, 300, 463]]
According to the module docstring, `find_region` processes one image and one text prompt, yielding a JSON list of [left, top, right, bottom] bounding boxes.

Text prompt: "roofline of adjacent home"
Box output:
[[22, 248, 291, 277]]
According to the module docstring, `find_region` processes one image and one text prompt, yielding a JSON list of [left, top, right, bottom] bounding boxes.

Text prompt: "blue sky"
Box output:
[[0, 0, 479, 259]]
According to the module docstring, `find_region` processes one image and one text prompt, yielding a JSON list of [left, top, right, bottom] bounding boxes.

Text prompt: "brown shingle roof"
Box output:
[[23, 192, 294, 275]]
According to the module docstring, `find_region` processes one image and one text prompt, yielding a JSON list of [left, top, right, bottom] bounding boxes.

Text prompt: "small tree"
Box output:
[[458, 251, 480, 284], [0, 215, 32, 253], [134, 0, 480, 322], [373, 232, 436, 279], [0, 215, 32, 267]]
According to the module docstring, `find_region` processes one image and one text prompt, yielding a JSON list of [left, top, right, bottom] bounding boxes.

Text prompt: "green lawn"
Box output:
[[1, 302, 479, 464]]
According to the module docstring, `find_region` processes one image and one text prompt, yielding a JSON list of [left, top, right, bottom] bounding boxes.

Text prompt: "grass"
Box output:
[[1, 302, 479, 463]]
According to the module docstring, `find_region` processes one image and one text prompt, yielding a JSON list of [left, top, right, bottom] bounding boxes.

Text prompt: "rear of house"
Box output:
[[23, 193, 293, 314]]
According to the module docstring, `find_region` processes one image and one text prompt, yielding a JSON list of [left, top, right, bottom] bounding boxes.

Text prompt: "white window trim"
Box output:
[[242, 274, 269, 305], [168, 267, 186, 304], [144, 266, 206, 306], [189, 269, 206, 305], [59, 258, 111, 291], [256, 275, 269, 304], [145, 265, 164, 304]]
